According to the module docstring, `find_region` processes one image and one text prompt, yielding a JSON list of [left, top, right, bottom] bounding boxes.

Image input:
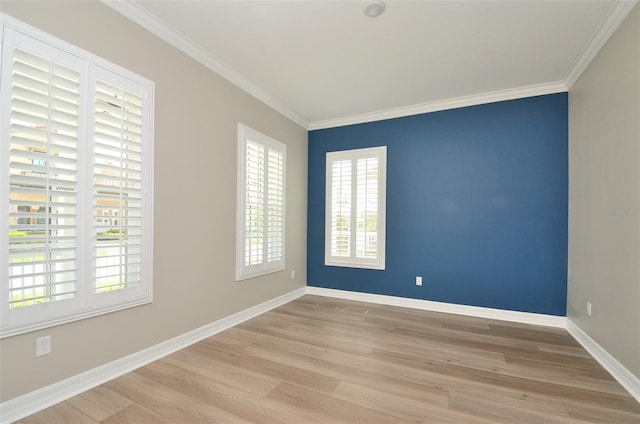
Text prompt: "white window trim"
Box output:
[[325, 146, 387, 270], [0, 14, 154, 338], [236, 123, 286, 281]]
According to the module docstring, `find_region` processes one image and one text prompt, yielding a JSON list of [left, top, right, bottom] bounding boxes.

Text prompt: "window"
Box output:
[[0, 16, 154, 337], [236, 124, 286, 280], [325, 146, 386, 270]]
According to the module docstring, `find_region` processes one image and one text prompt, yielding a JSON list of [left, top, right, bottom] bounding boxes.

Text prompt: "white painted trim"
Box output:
[[308, 82, 568, 130], [98, 0, 308, 129], [566, 319, 640, 403], [305, 286, 566, 328], [563, 0, 638, 89], [0, 287, 306, 424]]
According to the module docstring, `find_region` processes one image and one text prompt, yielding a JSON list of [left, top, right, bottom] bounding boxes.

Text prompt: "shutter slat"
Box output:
[[11, 125, 79, 148]]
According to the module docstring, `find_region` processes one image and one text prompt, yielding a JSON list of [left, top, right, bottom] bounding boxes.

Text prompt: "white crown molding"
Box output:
[[566, 319, 640, 403], [308, 81, 568, 131], [0, 287, 306, 424], [99, 0, 309, 129], [563, 0, 638, 89], [306, 286, 567, 328]]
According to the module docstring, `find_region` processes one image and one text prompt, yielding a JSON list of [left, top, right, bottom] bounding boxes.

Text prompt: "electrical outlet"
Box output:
[[587, 302, 592, 316], [416, 276, 423, 286], [36, 336, 51, 357], [290, 270, 295, 279]]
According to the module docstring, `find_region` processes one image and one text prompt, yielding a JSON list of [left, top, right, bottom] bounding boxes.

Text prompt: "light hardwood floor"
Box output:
[[18, 295, 640, 423]]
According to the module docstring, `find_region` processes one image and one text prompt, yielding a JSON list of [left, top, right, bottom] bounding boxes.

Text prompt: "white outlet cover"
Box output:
[[36, 335, 51, 357]]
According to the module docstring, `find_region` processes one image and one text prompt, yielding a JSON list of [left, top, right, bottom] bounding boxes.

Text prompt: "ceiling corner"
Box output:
[[99, 0, 309, 130], [563, 0, 638, 89]]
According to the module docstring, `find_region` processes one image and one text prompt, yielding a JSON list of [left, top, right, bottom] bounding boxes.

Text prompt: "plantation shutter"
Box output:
[[236, 124, 286, 280], [7, 45, 80, 309], [244, 140, 264, 266], [330, 159, 352, 257], [355, 157, 379, 259], [266, 147, 284, 262], [243, 140, 285, 266], [93, 76, 144, 294], [1, 20, 154, 337], [325, 146, 386, 270]]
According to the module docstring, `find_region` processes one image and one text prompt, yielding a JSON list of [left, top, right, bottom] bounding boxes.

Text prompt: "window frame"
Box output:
[[236, 123, 286, 281], [325, 146, 387, 270], [0, 14, 154, 338]]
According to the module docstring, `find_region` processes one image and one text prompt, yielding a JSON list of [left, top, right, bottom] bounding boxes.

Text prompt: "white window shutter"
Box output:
[[1, 18, 154, 338], [244, 140, 265, 267], [330, 159, 352, 257], [355, 156, 379, 259], [267, 147, 284, 262], [236, 124, 286, 281], [92, 77, 144, 295], [7, 46, 80, 310], [325, 146, 386, 270]]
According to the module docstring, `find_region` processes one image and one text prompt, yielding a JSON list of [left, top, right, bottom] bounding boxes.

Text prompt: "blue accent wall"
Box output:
[[307, 94, 568, 316]]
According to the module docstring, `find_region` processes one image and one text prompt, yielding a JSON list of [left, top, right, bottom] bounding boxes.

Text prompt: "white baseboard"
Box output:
[[0, 287, 306, 424], [566, 319, 640, 403], [306, 286, 567, 328]]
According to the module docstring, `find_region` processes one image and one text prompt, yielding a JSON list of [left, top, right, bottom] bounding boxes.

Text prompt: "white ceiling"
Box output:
[[106, 0, 634, 129]]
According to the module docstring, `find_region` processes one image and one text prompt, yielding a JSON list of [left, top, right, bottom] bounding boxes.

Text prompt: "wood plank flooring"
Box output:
[[17, 295, 640, 423]]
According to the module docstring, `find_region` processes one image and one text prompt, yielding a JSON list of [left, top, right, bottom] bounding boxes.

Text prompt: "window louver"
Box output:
[[325, 147, 386, 270], [236, 124, 286, 280], [8, 47, 80, 309], [1, 20, 154, 338], [93, 79, 144, 294]]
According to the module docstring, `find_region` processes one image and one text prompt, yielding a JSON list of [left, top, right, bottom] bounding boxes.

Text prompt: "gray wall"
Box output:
[[0, 1, 307, 402], [568, 4, 639, 379]]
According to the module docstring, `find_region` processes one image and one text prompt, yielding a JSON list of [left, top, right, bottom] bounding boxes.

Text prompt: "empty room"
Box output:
[[0, 0, 639, 423]]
